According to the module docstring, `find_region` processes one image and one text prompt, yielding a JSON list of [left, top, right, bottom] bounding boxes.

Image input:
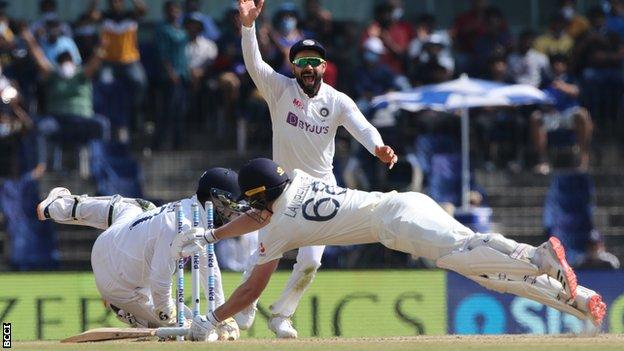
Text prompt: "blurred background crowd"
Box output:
[[0, 0, 622, 272]]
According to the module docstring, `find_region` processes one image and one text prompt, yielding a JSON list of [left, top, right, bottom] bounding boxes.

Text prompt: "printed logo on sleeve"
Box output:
[[2, 323, 10, 349], [259, 242, 266, 256]]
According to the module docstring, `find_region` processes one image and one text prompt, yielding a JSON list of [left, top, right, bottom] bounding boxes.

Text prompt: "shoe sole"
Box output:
[[548, 236, 577, 300], [587, 294, 607, 326], [36, 187, 70, 221]]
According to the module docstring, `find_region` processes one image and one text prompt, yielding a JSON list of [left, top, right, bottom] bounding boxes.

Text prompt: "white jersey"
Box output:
[[98, 196, 212, 309], [242, 23, 384, 178], [257, 170, 387, 264]]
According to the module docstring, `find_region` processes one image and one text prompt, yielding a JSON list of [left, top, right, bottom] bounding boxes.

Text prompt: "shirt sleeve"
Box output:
[[338, 93, 384, 155], [255, 224, 286, 265], [241, 22, 291, 109]]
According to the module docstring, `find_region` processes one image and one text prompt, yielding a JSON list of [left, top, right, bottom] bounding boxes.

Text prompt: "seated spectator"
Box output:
[[407, 14, 452, 69], [558, 0, 590, 39], [578, 231, 621, 269], [182, 0, 221, 41], [534, 13, 574, 57], [507, 29, 548, 87], [353, 37, 399, 107], [472, 6, 512, 76], [269, 3, 305, 76], [0, 2, 17, 76], [605, 0, 624, 39], [29, 0, 72, 40], [154, 1, 189, 150], [451, 0, 488, 73], [484, 55, 514, 83], [21, 28, 109, 165], [530, 54, 593, 173], [408, 33, 454, 86], [40, 19, 82, 66], [301, 0, 332, 42], [362, 0, 414, 75]]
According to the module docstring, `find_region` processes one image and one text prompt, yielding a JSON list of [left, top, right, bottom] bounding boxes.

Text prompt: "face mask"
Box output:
[[363, 51, 381, 64], [392, 8, 404, 21], [561, 6, 574, 20], [59, 62, 77, 79], [280, 17, 297, 33]]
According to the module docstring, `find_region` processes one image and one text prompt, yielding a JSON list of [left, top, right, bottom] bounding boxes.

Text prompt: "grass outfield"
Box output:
[[14, 335, 624, 351]]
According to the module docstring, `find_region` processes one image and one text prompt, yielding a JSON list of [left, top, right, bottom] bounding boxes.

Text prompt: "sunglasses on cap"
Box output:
[[292, 57, 326, 68]]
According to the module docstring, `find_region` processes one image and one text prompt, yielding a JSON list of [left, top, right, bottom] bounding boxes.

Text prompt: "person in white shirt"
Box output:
[[237, 0, 398, 338], [36, 167, 244, 340], [171, 158, 607, 341]]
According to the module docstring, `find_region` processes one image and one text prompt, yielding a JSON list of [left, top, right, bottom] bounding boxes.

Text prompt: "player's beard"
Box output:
[[296, 69, 322, 97]]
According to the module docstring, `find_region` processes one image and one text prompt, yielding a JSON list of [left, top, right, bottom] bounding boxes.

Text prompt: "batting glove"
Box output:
[[170, 228, 218, 259], [188, 312, 220, 342]]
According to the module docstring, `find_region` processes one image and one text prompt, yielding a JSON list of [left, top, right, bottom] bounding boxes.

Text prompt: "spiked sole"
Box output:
[[587, 294, 607, 326], [548, 236, 578, 300]]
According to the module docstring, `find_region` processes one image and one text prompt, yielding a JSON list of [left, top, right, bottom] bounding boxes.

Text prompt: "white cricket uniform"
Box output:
[[91, 196, 224, 327], [256, 170, 475, 265], [242, 22, 386, 317]]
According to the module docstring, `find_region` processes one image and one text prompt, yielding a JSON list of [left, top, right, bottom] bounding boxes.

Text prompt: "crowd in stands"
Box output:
[[0, 0, 621, 270]]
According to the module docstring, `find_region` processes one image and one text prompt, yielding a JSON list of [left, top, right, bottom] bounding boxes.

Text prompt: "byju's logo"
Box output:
[[2, 323, 10, 348], [286, 112, 299, 126]]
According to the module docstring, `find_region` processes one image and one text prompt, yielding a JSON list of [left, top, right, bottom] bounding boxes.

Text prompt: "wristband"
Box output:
[[203, 229, 218, 244]]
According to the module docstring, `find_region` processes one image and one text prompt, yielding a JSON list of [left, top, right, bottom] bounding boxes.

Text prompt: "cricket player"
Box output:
[[238, 0, 398, 338], [170, 158, 607, 341], [36, 167, 243, 339]]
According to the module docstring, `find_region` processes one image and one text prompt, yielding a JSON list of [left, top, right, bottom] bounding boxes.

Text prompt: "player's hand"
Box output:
[[239, 0, 264, 28], [154, 300, 176, 326], [375, 145, 398, 169], [189, 314, 219, 342], [170, 228, 217, 259], [217, 317, 240, 341]]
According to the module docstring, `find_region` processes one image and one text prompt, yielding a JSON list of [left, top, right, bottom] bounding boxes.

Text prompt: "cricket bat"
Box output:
[[61, 327, 188, 343]]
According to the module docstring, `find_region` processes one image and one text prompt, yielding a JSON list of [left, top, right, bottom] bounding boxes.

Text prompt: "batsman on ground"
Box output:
[[237, 0, 398, 338], [36, 167, 244, 339], [171, 158, 607, 341]]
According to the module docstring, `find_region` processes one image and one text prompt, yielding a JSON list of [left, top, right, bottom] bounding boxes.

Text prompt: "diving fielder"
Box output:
[[238, 0, 398, 338], [171, 158, 607, 341], [36, 168, 243, 339]]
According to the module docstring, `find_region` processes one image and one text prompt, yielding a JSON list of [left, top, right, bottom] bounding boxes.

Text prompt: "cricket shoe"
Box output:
[[37, 187, 71, 220], [268, 315, 298, 339], [234, 302, 257, 330], [572, 286, 607, 326], [536, 237, 577, 300]]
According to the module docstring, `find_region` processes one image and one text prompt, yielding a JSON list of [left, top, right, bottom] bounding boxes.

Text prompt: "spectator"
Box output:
[[30, 0, 72, 40], [21, 28, 109, 165], [407, 14, 452, 67], [605, 0, 624, 39], [472, 6, 512, 76], [270, 3, 304, 76], [301, 0, 332, 42], [409, 34, 454, 86], [578, 231, 621, 269], [98, 0, 148, 138], [451, 0, 489, 72], [558, 0, 590, 39], [530, 54, 593, 173], [485, 55, 514, 83], [182, 0, 221, 41], [155, 1, 189, 150], [184, 13, 217, 91], [0, 1, 17, 75], [507, 30, 549, 87], [534, 13, 574, 57], [362, 0, 414, 75], [40, 19, 82, 66], [353, 37, 398, 106], [74, 0, 102, 61]]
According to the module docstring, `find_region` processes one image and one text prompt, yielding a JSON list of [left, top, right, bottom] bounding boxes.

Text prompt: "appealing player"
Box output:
[[170, 158, 607, 341], [238, 0, 398, 338], [36, 167, 243, 339]]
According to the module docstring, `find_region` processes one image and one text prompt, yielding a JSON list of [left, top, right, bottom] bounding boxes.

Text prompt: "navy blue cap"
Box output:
[[196, 167, 240, 200], [289, 39, 326, 63], [238, 158, 289, 201]]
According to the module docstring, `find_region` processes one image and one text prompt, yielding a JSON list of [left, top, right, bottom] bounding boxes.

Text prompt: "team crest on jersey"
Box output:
[[259, 242, 266, 256], [320, 107, 329, 117]]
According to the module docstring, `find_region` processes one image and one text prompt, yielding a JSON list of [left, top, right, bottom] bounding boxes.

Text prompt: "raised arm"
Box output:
[[239, 0, 290, 106], [214, 210, 271, 240], [20, 29, 53, 80], [339, 94, 398, 168]]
